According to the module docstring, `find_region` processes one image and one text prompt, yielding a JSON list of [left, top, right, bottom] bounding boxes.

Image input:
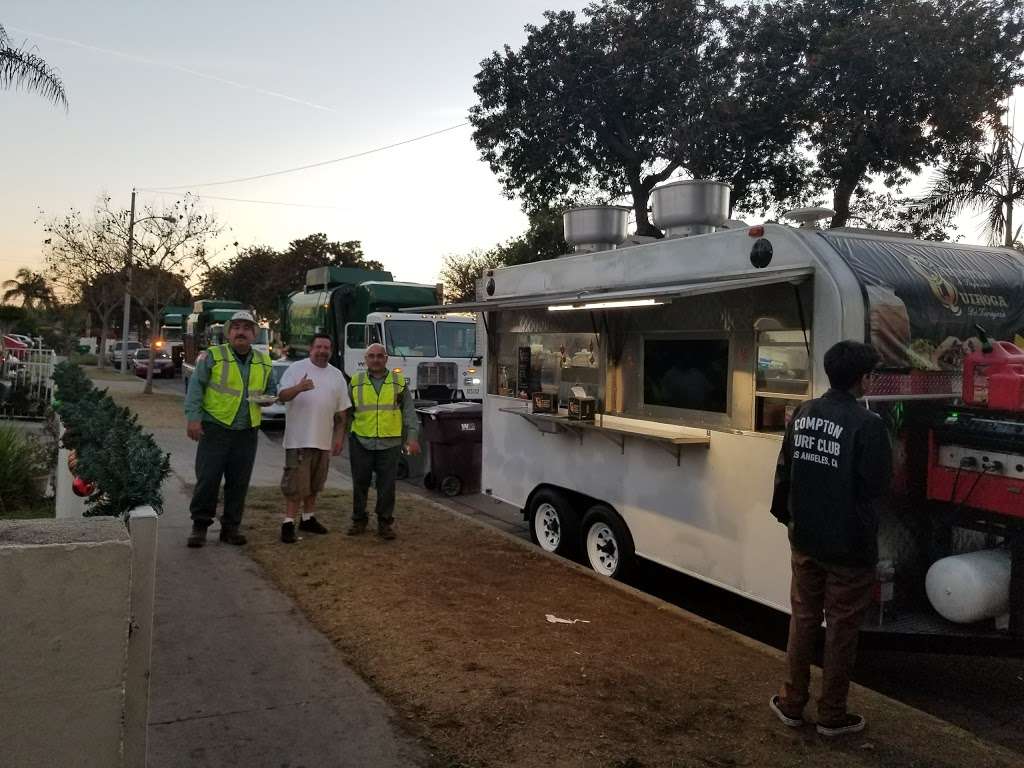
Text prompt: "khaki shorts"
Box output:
[[281, 448, 331, 498]]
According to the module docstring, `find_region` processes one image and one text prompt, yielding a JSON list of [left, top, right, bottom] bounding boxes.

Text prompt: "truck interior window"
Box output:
[[642, 338, 729, 414], [386, 320, 438, 357], [755, 329, 811, 432], [346, 323, 367, 349]]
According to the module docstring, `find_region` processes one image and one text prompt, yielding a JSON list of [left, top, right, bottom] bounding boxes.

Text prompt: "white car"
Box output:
[[258, 359, 292, 428]]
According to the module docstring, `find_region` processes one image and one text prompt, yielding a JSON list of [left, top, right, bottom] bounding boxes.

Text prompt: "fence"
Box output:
[[0, 346, 56, 420]]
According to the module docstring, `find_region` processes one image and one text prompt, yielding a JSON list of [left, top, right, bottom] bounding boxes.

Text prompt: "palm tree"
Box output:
[[2, 267, 56, 310], [0, 23, 67, 108], [918, 125, 1023, 249]]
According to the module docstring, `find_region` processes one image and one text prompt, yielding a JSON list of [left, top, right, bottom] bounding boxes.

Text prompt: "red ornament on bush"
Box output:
[[72, 476, 95, 497]]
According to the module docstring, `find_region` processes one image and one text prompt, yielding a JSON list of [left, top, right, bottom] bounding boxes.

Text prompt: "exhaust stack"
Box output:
[[651, 180, 731, 237], [562, 206, 631, 254]]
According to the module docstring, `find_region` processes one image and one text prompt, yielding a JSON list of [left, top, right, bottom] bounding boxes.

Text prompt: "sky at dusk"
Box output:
[[1, 0, 590, 289], [1, 2, 1018, 295]]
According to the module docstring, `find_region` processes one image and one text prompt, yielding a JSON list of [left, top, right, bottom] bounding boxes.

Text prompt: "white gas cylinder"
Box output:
[[925, 548, 1012, 624]]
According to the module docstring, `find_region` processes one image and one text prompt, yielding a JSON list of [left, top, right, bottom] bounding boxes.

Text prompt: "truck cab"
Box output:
[[343, 312, 481, 401]]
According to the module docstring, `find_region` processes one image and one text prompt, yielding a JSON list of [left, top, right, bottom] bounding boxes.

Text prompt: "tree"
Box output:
[[201, 234, 382, 329], [440, 208, 570, 302], [470, 1, 806, 236], [0, 23, 67, 108], [744, 0, 1024, 228], [847, 187, 956, 242], [917, 124, 1024, 248], [492, 206, 569, 266], [117, 195, 219, 393], [2, 267, 55, 310], [43, 202, 130, 368], [440, 249, 505, 304]]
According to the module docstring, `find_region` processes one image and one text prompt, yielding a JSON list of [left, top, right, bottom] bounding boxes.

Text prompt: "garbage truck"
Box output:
[[154, 304, 192, 372], [281, 266, 481, 401], [181, 299, 270, 390]]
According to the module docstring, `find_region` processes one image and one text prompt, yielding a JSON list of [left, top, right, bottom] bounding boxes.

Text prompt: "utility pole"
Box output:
[[119, 189, 136, 374]]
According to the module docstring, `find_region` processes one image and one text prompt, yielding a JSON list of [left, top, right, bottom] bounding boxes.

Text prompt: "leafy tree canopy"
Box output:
[[201, 234, 382, 327]]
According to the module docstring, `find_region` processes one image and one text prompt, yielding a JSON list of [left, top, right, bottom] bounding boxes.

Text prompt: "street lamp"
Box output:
[[119, 188, 177, 374]]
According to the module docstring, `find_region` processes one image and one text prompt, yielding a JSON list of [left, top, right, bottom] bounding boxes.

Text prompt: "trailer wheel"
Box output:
[[528, 488, 578, 556], [440, 475, 463, 497], [581, 505, 635, 580]]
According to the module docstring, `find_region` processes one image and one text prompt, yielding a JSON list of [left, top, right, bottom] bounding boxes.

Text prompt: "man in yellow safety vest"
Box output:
[[184, 310, 274, 547], [347, 342, 420, 539]]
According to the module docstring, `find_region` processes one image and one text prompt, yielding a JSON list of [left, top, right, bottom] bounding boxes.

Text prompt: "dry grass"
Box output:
[[84, 367, 182, 429], [242, 487, 1017, 768]]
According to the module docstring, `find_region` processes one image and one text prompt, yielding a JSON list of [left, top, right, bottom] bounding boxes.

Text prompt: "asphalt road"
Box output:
[[157, 373, 1024, 756]]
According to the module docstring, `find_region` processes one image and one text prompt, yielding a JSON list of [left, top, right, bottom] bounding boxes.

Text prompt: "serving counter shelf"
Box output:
[[499, 407, 711, 465]]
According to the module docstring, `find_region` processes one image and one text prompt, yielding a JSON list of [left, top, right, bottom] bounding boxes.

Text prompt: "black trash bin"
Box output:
[[418, 402, 483, 497], [397, 399, 437, 481]]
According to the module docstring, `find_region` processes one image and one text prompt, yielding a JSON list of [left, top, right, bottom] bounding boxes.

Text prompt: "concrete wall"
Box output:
[[0, 515, 155, 768]]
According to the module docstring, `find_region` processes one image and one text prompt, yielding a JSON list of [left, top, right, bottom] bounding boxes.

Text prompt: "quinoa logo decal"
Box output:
[[905, 252, 961, 316], [820, 233, 1024, 371]]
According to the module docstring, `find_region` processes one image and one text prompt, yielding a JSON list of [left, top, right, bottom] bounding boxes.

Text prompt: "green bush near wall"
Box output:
[[53, 362, 170, 517]]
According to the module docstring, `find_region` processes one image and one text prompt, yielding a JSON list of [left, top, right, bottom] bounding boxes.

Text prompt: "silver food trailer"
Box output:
[[418, 181, 1024, 646]]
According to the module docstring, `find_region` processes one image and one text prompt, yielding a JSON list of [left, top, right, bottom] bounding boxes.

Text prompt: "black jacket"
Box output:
[[771, 389, 892, 567]]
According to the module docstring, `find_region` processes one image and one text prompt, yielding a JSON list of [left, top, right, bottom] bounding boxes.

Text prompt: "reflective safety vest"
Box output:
[[350, 371, 405, 438], [202, 344, 273, 427]]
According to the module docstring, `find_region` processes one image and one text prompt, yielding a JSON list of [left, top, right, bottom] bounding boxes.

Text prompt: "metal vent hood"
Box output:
[[562, 205, 631, 254], [652, 180, 731, 237]]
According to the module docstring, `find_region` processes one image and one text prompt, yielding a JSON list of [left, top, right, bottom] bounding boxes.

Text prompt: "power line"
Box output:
[[149, 122, 471, 191], [137, 189, 343, 210]]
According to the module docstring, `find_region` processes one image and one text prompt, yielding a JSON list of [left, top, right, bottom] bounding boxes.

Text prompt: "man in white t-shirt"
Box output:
[[275, 333, 351, 543]]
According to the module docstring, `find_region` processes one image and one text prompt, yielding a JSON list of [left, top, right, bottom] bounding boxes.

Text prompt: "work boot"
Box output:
[[346, 521, 367, 536], [299, 516, 328, 535], [281, 521, 297, 544], [219, 527, 247, 546], [378, 523, 396, 540], [186, 523, 208, 548]]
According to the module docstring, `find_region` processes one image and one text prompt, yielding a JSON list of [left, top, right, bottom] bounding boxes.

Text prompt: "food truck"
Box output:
[[416, 180, 1024, 646]]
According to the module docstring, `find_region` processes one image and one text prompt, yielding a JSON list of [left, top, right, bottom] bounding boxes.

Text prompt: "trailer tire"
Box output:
[[581, 504, 635, 580], [528, 488, 579, 556]]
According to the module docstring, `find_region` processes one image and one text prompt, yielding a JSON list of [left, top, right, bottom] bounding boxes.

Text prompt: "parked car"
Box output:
[[258, 359, 292, 428], [107, 341, 142, 367], [132, 348, 175, 379]]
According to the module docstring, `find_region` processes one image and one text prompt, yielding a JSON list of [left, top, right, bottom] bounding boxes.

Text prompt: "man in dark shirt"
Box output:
[[769, 341, 892, 737]]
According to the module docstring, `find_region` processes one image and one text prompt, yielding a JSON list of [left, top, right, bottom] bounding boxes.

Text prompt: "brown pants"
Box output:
[[780, 549, 874, 722]]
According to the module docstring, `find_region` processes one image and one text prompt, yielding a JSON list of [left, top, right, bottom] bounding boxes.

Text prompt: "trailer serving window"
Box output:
[[385, 320, 437, 357], [436, 322, 476, 358], [755, 329, 810, 432], [642, 337, 730, 414]]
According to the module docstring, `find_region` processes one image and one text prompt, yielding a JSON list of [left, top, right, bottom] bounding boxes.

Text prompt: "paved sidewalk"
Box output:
[[147, 465, 426, 767]]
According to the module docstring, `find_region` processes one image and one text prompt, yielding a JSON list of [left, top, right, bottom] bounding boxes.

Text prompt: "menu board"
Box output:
[[821, 233, 1024, 371]]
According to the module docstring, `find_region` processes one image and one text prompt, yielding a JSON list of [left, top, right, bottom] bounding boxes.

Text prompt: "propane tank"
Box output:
[[925, 548, 1011, 624]]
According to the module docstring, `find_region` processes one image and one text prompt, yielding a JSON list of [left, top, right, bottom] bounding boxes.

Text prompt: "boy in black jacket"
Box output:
[[769, 340, 892, 736]]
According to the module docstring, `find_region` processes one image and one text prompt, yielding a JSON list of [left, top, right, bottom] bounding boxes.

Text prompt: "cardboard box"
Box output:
[[568, 396, 596, 421], [531, 391, 559, 414]]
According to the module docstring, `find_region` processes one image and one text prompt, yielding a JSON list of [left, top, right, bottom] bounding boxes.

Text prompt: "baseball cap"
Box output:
[[229, 310, 257, 326]]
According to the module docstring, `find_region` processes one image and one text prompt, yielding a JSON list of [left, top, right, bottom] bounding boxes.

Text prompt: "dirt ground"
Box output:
[[241, 488, 1019, 768]]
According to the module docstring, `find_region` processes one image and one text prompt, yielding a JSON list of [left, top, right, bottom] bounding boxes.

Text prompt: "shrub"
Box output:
[[0, 424, 49, 515], [53, 361, 170, 517]]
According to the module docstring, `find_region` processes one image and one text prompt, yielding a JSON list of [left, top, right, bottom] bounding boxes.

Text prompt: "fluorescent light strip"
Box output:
[[548, 298, 664, 312]]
